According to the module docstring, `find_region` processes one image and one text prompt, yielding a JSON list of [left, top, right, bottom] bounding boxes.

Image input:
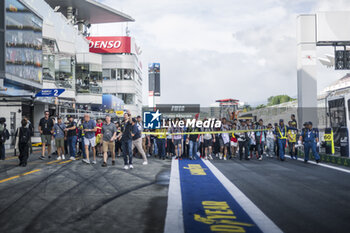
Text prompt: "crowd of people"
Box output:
[[0, 112, 321, 168], [147, 114, 320, 164], [36, 111, 148, 169]]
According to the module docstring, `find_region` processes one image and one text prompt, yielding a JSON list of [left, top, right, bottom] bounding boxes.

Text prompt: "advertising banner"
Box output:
[[148, 63, 160, 96], [86, 36, 131, 54]]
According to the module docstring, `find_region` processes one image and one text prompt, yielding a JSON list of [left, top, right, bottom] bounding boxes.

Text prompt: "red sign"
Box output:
[[86, 36, 131, 54]]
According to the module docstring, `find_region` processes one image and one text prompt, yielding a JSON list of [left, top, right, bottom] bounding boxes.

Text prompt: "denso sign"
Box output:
[[86, 36, 131, 54]]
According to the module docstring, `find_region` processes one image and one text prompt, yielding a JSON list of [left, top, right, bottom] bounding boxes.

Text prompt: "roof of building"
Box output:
[[216, 98, 239, 103], [44, 0, 134, 24], [323, 73, 350, 93]]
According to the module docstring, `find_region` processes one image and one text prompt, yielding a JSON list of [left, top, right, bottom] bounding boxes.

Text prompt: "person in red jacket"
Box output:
[[230, 123, 238, 158], [95, 118, 103, 157]]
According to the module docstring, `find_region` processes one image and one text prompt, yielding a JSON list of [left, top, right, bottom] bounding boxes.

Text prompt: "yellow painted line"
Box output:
[[0, 175, 20, 183], [22, 169, 41, 176], [0, 169, 41, 184], [46, 160, 61, 165], [58, 160, 72, 165], [5, 156, 17, 161]]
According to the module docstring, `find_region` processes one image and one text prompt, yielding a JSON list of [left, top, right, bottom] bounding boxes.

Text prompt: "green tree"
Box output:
[[256, 104, 266, 109], [267, 95, 295, 106]]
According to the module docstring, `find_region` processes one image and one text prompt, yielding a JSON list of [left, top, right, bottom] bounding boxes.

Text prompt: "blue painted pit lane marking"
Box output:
[[164, 157, 283, 233], [202, 159, 283, 233], [179, 157, 263, 233]]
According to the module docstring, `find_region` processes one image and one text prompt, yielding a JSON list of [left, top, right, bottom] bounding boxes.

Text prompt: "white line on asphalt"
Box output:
[[202, 159, 284, 233], [285, 155, 350, 174], [164, 158, 184, 233]]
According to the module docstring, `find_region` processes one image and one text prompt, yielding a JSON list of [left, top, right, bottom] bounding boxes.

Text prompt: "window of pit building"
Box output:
[[42, 55, 55, 80], [42, 39, 57, 81], [76, 63, 102, 94], [117, 69, 135, 80], [5, 0, 43, 83], [55, 55, 75, 90], [118, 93, 134, 105], [102, 68, 116, 80]]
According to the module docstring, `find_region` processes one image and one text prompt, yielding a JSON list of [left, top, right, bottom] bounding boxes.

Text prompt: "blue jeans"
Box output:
[[189, 140, 198, 158], [81, 138, 86, 159], [156, 138, 166, 158], [256, 142, 265, 156], [277, 139, 286, 160], [304, 141, 320, 161], [266, 138, 274, 156], [67, 136, 77, 158], [153, 138, 158, 155], [122, 139, 133, 165]]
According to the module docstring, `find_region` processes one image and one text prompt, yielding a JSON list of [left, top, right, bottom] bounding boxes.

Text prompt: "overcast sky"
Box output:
[[92, 0, 350, 107]]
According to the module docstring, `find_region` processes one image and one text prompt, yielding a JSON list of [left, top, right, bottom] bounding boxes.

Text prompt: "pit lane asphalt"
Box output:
[[0, 152, 170, 233], [211, 156, 350, 233]]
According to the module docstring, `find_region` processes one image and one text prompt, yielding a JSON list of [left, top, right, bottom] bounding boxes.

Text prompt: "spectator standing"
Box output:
[[82, 114, 97, 164], [15, 119, 31, 166], [101, 115, 117, 167], [38, 111, 54, 160], [95, 119, 103, 157], [120, 113, 133, 169], [131, 118, 148, 165], [54, 117, 66, 160], [65, 116, 77, 160], [265, 123, 275, 157]]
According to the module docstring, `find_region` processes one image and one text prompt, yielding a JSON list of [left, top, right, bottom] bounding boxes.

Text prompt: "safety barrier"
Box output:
[[142, 128, 270, 136]]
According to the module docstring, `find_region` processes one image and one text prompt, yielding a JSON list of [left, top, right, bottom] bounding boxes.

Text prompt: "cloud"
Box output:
[[93, 0, 350, 107]]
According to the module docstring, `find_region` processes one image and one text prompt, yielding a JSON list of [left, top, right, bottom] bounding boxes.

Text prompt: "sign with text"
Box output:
[[156, 104, 200, 113], [86, 36, 131, 54], [35, 89, 65, 97]]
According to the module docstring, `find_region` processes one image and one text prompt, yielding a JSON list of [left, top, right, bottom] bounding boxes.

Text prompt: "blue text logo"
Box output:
[[144, 110, 162, 129]]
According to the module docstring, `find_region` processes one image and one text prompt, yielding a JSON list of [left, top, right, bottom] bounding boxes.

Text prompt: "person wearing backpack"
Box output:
[[0, 117, 10, 160], [15, 119, 31, 166]]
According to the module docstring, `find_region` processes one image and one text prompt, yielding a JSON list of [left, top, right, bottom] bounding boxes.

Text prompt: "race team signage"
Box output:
[[86, 36, 132, 54]]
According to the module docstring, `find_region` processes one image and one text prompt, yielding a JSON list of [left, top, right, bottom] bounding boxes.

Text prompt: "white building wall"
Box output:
[[75, 94, 103, 105], [102, 54, 139, 70], [25, 0, 90, 55], [101, 54, 143, 116], [102, 80, 137, 94]]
